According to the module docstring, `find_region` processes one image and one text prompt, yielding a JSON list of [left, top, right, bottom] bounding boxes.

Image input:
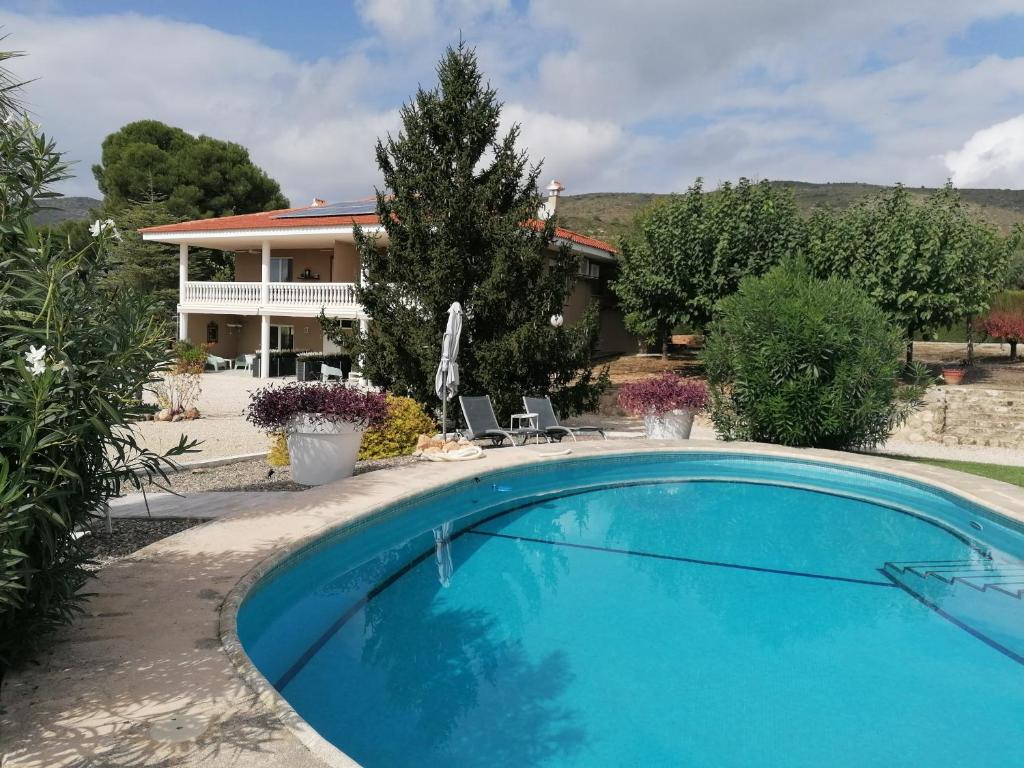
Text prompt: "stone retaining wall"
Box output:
[[895, 386, 1024, 448]]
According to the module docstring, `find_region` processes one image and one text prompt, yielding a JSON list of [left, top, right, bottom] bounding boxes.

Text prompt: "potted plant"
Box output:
[[246, 382, 389, 485], [618, 373, 710, 439], [941, 360, 968, 385]]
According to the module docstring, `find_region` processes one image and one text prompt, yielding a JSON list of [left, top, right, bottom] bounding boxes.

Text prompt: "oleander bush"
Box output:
[[0, 56, 195, 671], [359, 395, 437, 460], [701, 262, 931, 450]]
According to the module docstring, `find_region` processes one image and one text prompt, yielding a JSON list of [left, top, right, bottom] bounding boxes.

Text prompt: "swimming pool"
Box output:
[[237, 452, 1024, 767]]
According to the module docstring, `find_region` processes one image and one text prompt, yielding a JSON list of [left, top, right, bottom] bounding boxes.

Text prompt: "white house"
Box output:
[[141, 182, 632, 378]]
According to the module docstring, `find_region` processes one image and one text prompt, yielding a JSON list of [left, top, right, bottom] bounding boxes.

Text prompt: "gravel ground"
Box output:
[[80, 518, 206, 569]]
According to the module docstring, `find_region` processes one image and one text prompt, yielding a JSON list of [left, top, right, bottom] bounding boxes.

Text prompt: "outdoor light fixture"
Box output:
[[550, 313, 564, 328]]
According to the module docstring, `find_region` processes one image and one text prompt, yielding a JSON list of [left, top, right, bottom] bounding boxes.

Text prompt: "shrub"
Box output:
[[246, 381, 388, 432], [267, 431, 290, 467], [701, 262, 930, 450], [172, 340, 208, 374], [152, 372, 201, 415], [0, 61, 195, 670], [618, 374, 709, 416], [359, 396, 437, 460], [982, 311, 1024, 361]]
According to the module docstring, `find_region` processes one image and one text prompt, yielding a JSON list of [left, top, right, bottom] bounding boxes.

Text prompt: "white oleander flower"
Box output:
[[89, 218, 121, 240], [25, 344, 47, 376]]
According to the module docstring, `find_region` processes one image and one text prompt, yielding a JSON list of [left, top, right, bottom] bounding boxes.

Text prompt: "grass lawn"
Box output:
[[886, 454, 1024, 488]]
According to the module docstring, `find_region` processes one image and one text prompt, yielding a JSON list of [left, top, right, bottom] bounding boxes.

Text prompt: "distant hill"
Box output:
[[558, 182, 1024, 245], [31, 196, 102, 226]]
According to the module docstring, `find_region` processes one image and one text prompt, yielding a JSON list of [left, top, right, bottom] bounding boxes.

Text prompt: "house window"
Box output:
[[270, 257, 293, 282], [206, 321, 219, 344], [269, 324, 294, 350], [577, 258, 600, 279]]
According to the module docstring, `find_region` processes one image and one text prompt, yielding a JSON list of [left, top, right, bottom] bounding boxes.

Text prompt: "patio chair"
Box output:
[[235, 354, 255, 371], [460, 395, 547, 447], [206, 354, 233, 372], [321, 364, 344, 382], [523, 395, 606, 442]]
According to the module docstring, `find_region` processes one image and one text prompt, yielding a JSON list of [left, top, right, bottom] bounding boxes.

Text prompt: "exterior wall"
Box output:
[[564, 273, 637, 357], [234, 248, 335, 283], [185, 314, 242, 359], [236, 315, 325, 354], [333, 241, 361, 282]]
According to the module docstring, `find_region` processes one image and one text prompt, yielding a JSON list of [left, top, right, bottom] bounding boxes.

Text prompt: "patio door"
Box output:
[[269, 324, 294, 350], [270, 257, 293, 282]]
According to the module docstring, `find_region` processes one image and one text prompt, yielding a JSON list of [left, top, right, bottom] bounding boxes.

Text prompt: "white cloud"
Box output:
[[945, 114, 1024, 187], [3, 2, 1024, 206]]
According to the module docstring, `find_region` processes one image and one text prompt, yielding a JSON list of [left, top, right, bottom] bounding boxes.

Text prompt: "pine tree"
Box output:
[[351, 43, 607, 418]]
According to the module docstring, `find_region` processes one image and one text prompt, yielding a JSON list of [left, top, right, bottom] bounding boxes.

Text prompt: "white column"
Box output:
[[261, 240, 271, 307], [178, 243, 189, 341], [260, 315, 271, 380]]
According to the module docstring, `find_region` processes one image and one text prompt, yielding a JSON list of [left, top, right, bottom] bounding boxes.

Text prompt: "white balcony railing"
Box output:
[[181, 281, 360, 313], [184, 281, 262, 305], [267, 281, 358, 307]]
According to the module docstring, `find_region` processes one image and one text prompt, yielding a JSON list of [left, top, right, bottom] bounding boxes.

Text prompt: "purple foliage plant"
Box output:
[[618, 374, 710, 417], [247, 382, 389, 432]]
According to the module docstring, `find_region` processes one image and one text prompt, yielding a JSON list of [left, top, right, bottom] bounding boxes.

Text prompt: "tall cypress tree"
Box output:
[[352, 43, 607, 418]]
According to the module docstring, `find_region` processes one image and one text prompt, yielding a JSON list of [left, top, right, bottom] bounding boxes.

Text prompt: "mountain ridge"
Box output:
[[558, 182, 1024, 245]]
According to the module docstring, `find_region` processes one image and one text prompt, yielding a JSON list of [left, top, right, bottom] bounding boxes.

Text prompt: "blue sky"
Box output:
[[3, 2, 1024, 202]]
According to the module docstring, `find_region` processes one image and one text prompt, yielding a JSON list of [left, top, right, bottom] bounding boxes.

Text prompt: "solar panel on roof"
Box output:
[[275, 200, 378, 219]]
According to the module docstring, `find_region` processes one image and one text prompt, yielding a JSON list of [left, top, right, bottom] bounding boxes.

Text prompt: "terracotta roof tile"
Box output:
[[141, 205, 617, 254]]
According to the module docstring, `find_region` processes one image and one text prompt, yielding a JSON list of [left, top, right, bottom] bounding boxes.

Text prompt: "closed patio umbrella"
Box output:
[[435, 302, 463, 440]]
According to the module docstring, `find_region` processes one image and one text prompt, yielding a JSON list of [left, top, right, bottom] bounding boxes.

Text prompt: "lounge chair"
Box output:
[[460, 395, 547, 447], [321, 364, 344, 382], [523, 395, 606, 442], [206, 354, 233, 371]]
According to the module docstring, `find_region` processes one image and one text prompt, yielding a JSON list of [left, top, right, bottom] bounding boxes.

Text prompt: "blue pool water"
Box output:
[[238, 453, 1024, 767]]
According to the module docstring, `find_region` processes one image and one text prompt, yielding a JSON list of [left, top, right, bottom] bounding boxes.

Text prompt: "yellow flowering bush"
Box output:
[[359, 395, 436, 460], [267, 431, 290, 467]]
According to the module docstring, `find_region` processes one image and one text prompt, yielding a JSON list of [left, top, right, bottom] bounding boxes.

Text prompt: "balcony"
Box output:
[[180, 281, 361, 316]]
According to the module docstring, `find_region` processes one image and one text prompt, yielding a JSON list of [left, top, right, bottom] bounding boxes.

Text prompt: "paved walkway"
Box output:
[[108, 491, 282, 519]]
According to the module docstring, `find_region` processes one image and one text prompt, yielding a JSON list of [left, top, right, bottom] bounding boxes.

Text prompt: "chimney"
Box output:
[[539, 180, 565, 220], [310, 198, 327, 208]]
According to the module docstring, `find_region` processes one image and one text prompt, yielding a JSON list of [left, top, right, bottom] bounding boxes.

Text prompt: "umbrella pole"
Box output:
[[441, 370, 447, 441]]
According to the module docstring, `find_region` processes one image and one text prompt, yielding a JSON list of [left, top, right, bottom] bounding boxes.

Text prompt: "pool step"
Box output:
[[882, 560, 1024, 664], [883, 560, 1024, 600]]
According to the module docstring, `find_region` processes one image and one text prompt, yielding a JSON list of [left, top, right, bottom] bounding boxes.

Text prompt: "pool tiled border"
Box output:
[[4, 439, 1024, 768]]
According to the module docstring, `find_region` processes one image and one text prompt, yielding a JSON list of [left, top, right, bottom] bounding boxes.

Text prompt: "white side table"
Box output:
[[510, 412, 538, 430]]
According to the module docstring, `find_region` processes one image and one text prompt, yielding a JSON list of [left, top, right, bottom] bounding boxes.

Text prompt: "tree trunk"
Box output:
[[905, 340, 914, 364], [966, 316, 975, 365], [661, 335, 669, 360], [1011, 340, 1018, 362]]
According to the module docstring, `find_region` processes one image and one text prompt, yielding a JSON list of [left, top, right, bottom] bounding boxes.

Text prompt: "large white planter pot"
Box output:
[[287, 416, 365, 486], [643, 409, 695, 440]]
